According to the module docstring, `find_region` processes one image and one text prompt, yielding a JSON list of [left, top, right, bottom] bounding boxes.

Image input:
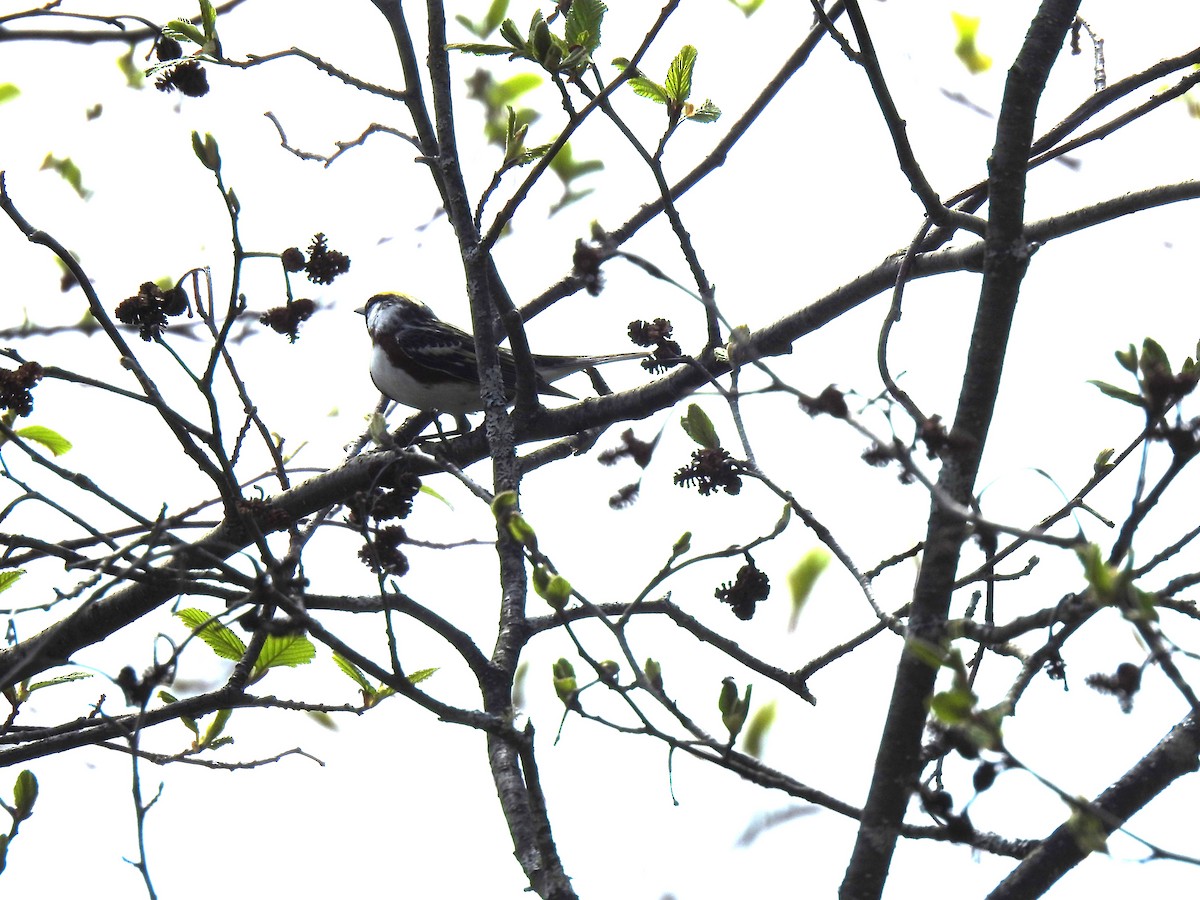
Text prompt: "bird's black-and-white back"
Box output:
[[359, 292, 644, 414]]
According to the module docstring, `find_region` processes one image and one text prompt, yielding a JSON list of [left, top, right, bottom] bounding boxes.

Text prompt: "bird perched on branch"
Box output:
[[358, 292, 645, 416]]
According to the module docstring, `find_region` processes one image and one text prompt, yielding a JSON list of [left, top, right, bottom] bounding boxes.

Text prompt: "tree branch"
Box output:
[[841, 4, 1083, 897], [987, 712, 1200, 898]]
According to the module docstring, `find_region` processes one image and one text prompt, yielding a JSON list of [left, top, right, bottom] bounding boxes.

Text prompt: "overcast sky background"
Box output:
[[1, 1, 1199, 897]]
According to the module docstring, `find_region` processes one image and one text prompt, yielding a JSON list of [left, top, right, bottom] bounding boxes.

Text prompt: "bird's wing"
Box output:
[[383, 328, 578, 399]]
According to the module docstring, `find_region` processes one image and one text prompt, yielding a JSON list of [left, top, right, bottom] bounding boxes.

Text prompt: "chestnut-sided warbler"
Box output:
[[358, 292, 645, 414]]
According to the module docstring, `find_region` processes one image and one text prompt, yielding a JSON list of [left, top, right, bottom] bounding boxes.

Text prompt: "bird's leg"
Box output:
[[426, 413, 471, 441], [584, 366, 614, 397]]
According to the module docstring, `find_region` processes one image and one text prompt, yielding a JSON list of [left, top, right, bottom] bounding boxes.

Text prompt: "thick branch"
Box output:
[[488, 728, 578, 900], [987, 713, 1200, 899], [1, 182, 1194, 695], [840, 4, 1082, 898]]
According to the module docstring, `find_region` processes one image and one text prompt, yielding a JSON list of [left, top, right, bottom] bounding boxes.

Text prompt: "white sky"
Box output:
[[1, 1, 1199, 897]]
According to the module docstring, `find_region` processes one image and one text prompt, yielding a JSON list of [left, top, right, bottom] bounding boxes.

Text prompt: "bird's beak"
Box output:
[[354, 306, 366, 316]]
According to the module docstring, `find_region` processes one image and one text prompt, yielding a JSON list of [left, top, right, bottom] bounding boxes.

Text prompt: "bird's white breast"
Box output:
[[369, 343, 483, 413]]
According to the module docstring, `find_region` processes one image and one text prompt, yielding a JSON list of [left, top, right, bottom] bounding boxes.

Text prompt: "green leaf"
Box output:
[[15, 425, 71, 456], [116, 47, 143, 89], [481, 0, 510, 33], [532, 563, 550, 598], [787, 548, 831, 631], [491, 490, 519, 516], [190, 131, 221, 172], [1093, 448, 1115, 472], [718, 676, 737, 715], [1114, 344, 1138, 373], [665, 45, 697, 105], [200, 707, 232, 746], [0, 834, 8, 875], [26, 672, 90, 693], [565, 0, 606, 54], [543, 573, 572, 607], [408, 667, 437, 685], [164, 19, 206, 46], [498, 17, 526, 53], [254, 633, 316, 675], [528, 12, 553, 61], [307, 710, 338, 730], [490, 491, 537, 550], [1066, 800, 1110, 855], [199, 0, 218, 40], [491, 73, 542, 106], [1140, 337, 1171, 377], [1076, 543, 1114, 601], [743, 700, 776, 758], [533, 564, 572, 610], [12, 770, 37, 822], [670, 531, 692, 561], [929, 686, 977, 725], [503, 105, 544, 168], [548, 141, 603, 184], [195, 0, 221, 55], [644, 658, 663, 692], [332, 653, 372, 691], [681, 403, 721, 449], [39, 154, 91, 199], [510, 143, 551, 167], [418, 483, 452, 508], [366, 411, 389, 447], [719, 678, 751, 742], [951, 12, 991, 74], [176, 608, 246, 661], [626, 76, 670, 104], [904, 636, 949, 670], [687, 99, 722, 123], [553, 658, 579, 708], [506, 512, 537, 550], [0, 84, 20, 104], [456, 0, 509, 37], [1088, 380, 1144, 408], [0, 570, 24, 594], [613, 57, 669, 102], [728, 0, 765, 15], [446, 41, 515, 56]]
